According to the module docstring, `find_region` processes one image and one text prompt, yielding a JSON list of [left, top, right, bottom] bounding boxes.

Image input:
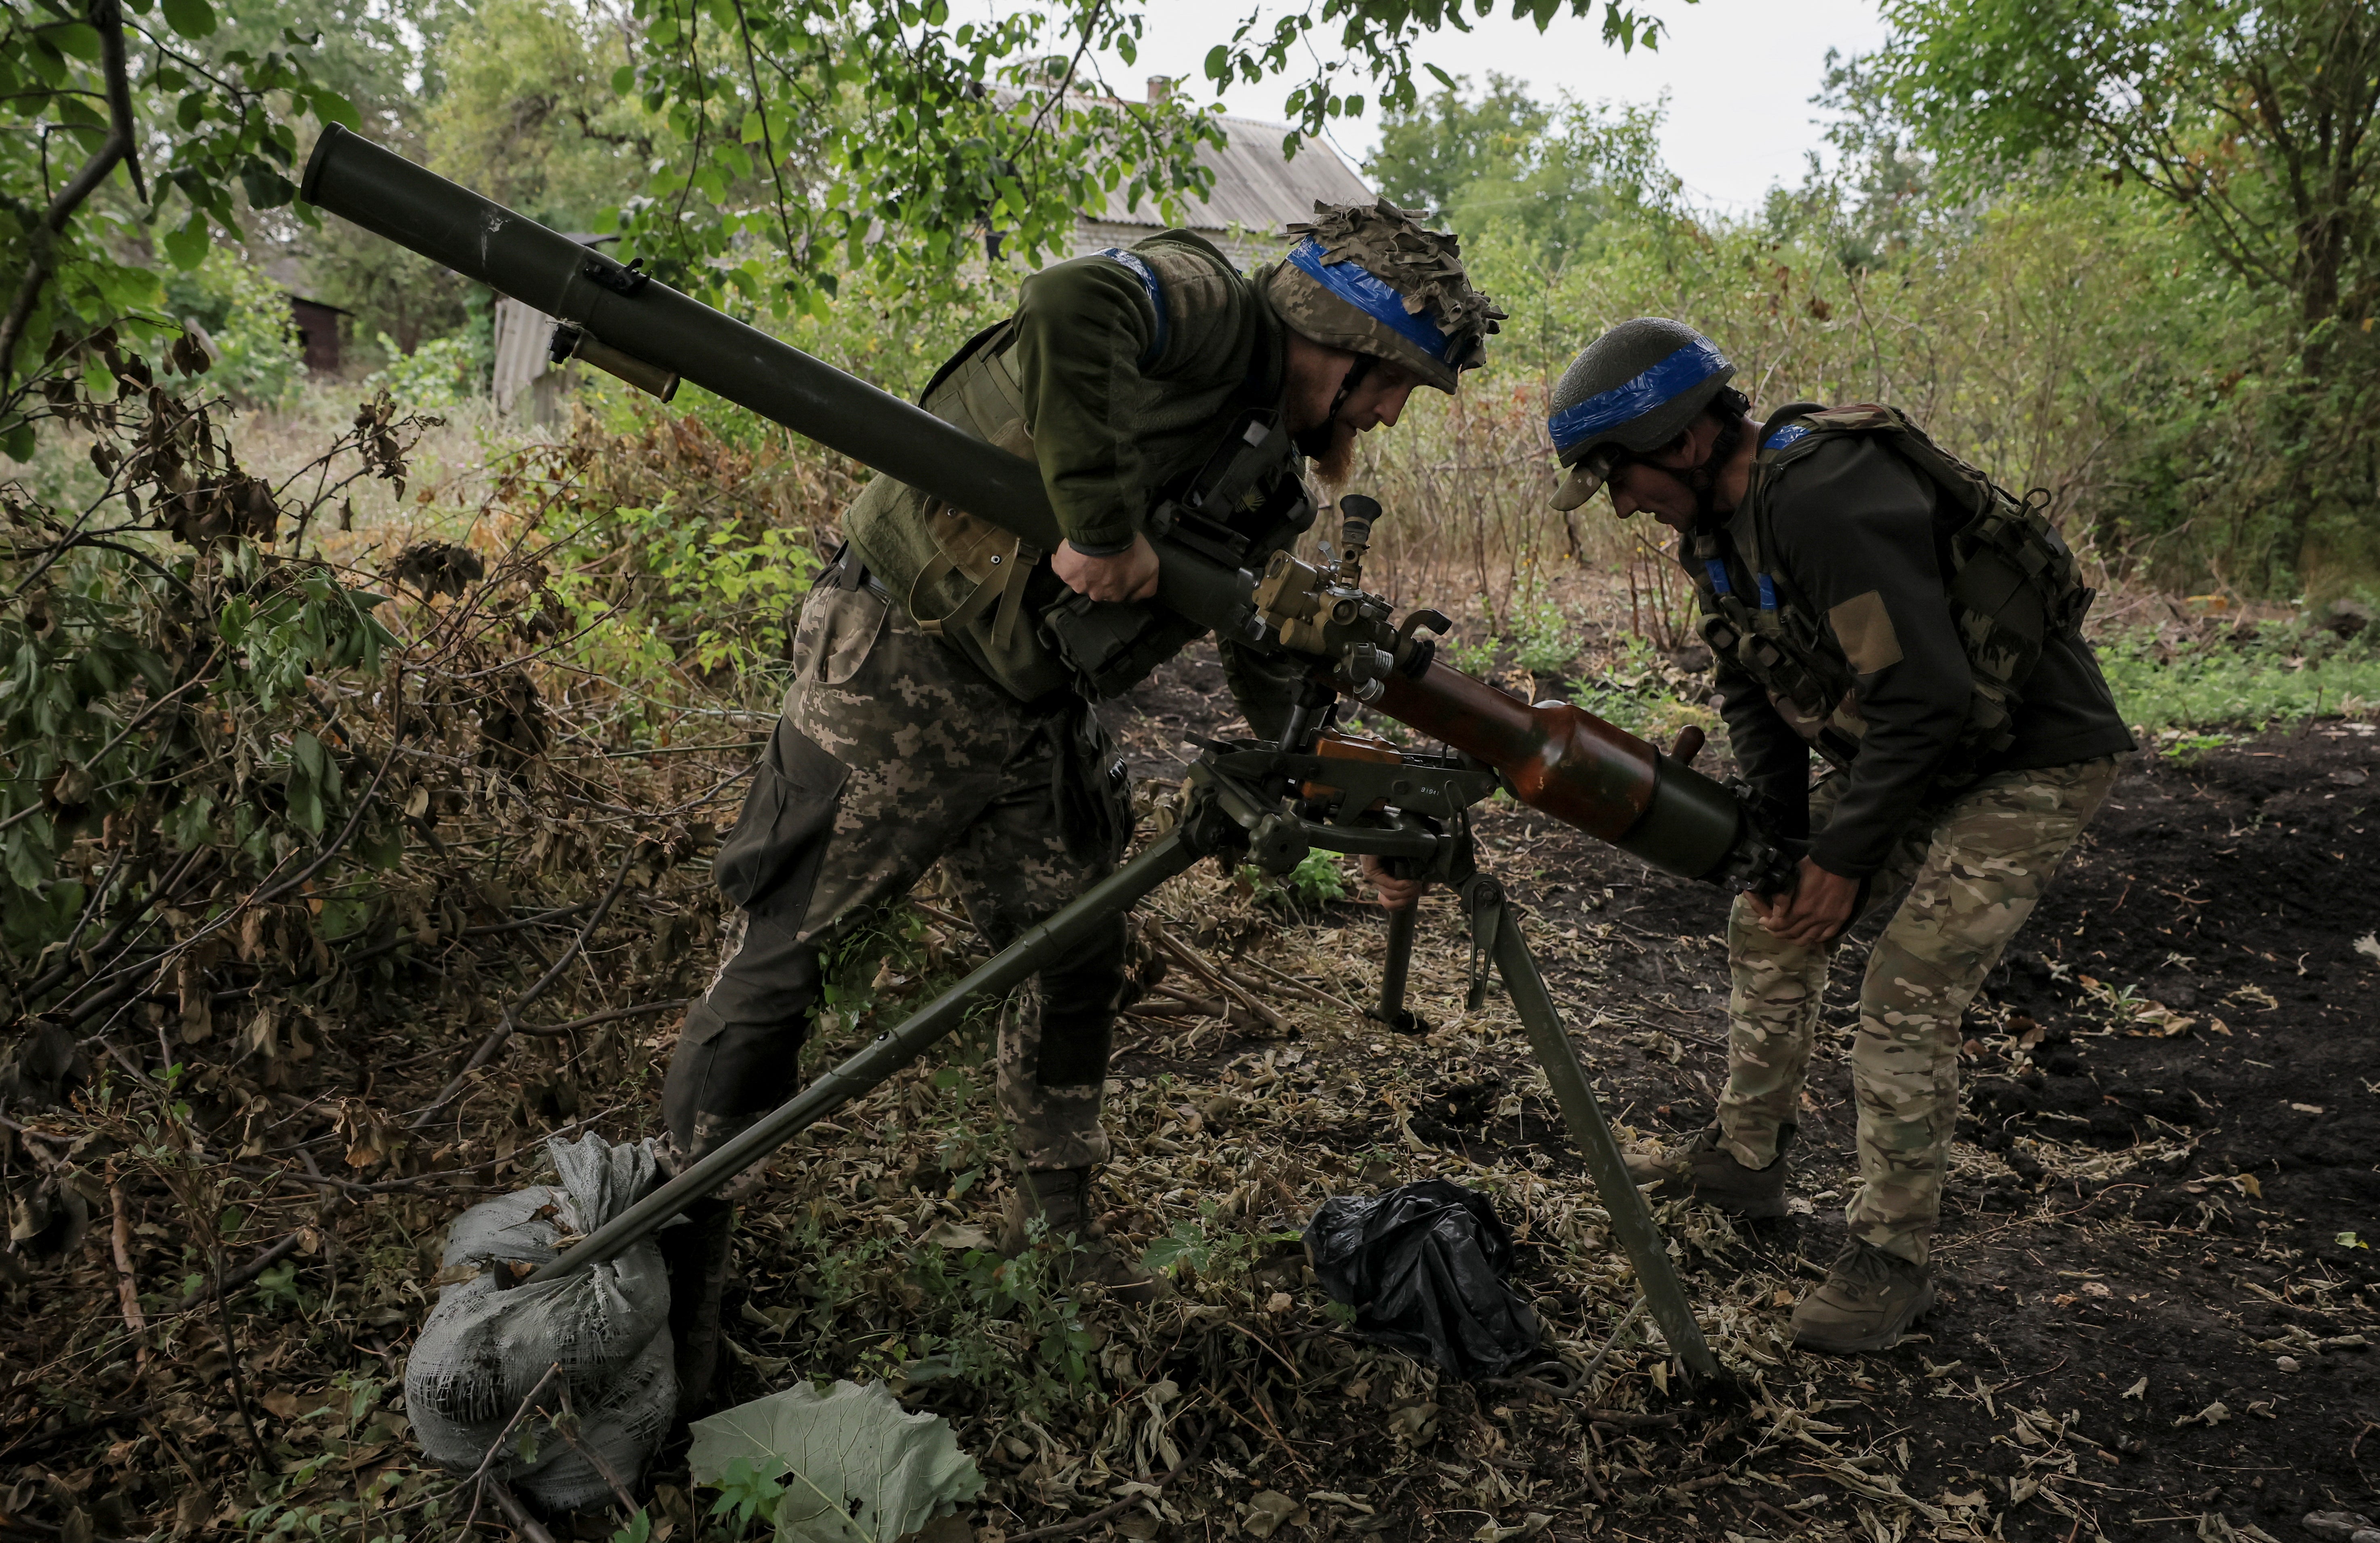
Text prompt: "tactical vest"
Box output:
[[843, 233, 1310, 703], [1687, 403, 2095, 768]]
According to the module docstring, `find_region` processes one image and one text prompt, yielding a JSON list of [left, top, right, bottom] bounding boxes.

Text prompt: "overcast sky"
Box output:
[[1054, 0, 1891, 214]]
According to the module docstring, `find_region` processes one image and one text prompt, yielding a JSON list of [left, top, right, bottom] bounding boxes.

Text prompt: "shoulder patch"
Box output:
[[1763, 423, 1813, 452], [1095, 247, 1168, 368], [1827, 589, 1904, 676]]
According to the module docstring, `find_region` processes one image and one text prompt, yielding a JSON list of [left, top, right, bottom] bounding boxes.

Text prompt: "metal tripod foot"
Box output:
[[1465, 874, 1721, 1381]]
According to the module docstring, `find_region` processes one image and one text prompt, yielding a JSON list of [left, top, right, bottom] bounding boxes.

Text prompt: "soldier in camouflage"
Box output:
[[657, 202, 1502, 1410], [1546, 318, 2133, 1353]]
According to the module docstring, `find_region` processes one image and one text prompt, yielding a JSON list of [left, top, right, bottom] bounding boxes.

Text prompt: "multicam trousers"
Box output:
[[1716, 756, 2122, 1265], [660, 580, 1134, 1171]]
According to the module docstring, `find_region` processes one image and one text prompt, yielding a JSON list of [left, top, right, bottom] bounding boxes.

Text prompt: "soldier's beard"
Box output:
[[1303, 418, 1358, 488]]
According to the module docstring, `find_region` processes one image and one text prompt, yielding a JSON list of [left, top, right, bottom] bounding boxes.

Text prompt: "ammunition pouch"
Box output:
[[1689, 402, 2095, 773]]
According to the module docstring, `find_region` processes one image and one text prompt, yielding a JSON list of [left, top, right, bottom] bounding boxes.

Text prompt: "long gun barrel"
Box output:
[[301, 125, 1791, 892]]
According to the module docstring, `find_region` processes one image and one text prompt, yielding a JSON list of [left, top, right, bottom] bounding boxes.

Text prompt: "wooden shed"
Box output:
[[287, 295, 353, 374]]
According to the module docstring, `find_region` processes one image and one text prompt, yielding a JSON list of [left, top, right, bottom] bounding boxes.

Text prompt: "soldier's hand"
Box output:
[[1359, 853, 1429, 911], [1746, 856, 1858, 946], [1055, 535, 1162, 603]]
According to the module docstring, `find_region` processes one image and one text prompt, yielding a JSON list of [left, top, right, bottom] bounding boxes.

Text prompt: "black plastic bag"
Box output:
[[1304, 1179, 1542, 1380]]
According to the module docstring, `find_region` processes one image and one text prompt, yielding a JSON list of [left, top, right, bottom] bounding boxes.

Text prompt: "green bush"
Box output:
[[196, 251, 308, 409], [365, 328, 489, 410]]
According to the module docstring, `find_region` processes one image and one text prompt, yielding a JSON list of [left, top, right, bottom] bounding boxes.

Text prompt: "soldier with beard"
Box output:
[[657, 201, 1503, 1410]]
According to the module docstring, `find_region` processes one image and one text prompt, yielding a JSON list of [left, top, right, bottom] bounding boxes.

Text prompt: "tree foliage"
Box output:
[[0, 0, 356, 438], [1870, 0, 2378, 342]]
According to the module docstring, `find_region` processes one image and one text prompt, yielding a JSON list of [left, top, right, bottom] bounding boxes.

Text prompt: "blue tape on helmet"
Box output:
[[1547, 339, 1733, 456], [1763, 423, 1811, 452], [1096, 247, 1168, 368], [1285, 238, 1453, 366]]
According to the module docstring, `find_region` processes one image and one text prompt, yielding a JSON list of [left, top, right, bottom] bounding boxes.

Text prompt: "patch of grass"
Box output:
[[2098, 621, 2380, 734], [1566, 634, 1716, 745]]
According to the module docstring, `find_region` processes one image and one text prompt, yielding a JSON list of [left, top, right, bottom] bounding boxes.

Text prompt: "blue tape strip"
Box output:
[[1096, 247, 1168, 369], [1757, 573, 1778, 612], [1547, 339, 1733, 456], [1285, 238, 1452, 365], [1764, 423, 1812, 451], [1704, 558, 1733, 598]]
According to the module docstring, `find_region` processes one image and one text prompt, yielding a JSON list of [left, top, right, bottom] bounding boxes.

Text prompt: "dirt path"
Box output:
[[1096, 649, 2380, 1540]]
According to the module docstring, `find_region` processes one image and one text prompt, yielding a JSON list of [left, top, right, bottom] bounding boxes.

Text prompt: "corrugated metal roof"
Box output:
[[1092, 113, 1372, 235]]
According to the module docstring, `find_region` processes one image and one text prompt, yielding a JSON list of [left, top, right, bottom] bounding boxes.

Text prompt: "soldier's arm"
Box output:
[[1713, 655, 1814, 842], [1768, 439, 1973, 878], [1218, 637, 1305, 743], [1010, 252, 1233, 556]]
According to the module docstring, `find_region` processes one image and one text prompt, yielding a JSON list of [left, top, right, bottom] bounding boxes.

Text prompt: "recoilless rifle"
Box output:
[[304, 125, 1802, 1379]]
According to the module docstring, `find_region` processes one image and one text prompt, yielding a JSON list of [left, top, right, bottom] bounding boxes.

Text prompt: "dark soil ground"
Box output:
[[1096, 641, 2380, 1542], [8, 641, 2374, 1543]]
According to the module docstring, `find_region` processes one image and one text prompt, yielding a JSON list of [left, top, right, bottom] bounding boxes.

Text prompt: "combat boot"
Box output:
[[1001, 1167, 1173, 1305], [1623, 1124, 1795, 1219], [1790, 1241, 1935, 1353]]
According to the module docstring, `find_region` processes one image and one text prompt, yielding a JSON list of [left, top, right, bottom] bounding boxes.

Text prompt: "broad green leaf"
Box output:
[[161, 219, 210, 270], [687, 1380, 984, 1543], [160, 0, 216, 39], [49, 23, 102, 60], [310, 89, 360, 130]]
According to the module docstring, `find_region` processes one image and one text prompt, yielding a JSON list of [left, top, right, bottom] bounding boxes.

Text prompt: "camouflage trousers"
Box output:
[[660, 580, 1134, 1171], [1716, 755, 2121, 1265]]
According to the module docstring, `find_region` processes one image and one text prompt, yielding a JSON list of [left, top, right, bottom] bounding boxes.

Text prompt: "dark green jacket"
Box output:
[[844, 230, 1303, 709], [1705, 434, 2134, 877]]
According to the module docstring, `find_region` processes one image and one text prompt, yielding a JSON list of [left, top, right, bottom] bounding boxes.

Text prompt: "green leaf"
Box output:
[[160, 0, 216, 38], [241, 164, 295, 209], [687, 1380, 984, 1543], [162, 219, 210, 270], [310, 89, 360, 130], [48, 23, 102, 60], [611, 64, 636, 93]]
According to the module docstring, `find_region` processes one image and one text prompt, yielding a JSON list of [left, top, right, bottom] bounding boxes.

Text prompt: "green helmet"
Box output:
[[1547, 318, 1737, 510], [1263, 199, 1505, 393]]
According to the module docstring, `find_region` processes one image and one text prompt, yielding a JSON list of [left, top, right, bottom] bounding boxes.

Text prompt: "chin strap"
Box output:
[[1684, 411, 1745, 526], [1298, 354, 1376, 459]]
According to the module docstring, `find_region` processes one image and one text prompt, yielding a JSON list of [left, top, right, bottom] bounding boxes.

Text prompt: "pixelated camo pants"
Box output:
[[1717, 757, 2121, 1265]]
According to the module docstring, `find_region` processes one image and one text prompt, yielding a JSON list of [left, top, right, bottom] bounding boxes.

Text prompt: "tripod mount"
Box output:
[[529, 700, 1722, 1381]]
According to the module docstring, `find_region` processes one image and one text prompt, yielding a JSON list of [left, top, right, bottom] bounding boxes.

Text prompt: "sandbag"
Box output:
[[405, 1133, 675, 1509], [1304, 1178, 1542, 1381]]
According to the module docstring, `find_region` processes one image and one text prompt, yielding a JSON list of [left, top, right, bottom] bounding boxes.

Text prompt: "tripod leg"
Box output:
[[1481, 885, 1721, 1380], [1369, 903, 1420, 1032], [528, 827, 1206, 1284]]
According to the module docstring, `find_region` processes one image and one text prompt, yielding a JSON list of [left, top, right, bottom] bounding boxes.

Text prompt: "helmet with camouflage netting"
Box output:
[[1264, 199, 1505, 393], [1547, 318, 1738, 510]]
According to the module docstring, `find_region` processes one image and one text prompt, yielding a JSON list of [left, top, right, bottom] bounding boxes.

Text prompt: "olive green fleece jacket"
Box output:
[[842, 229, 1301, 704]]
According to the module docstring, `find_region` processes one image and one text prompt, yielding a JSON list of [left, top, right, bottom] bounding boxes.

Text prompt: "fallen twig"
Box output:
[[1146, 920, 1285, 1034], [108, 1179, 145, 1345], [413, 844, 641, 1127], [1230, 951, 1361, 1014], [514, 997, 691, 1037], [1578, 1297, 1649, 1393], [176, 1230, 305, 1313], [481, 1477, 562, 1543]]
